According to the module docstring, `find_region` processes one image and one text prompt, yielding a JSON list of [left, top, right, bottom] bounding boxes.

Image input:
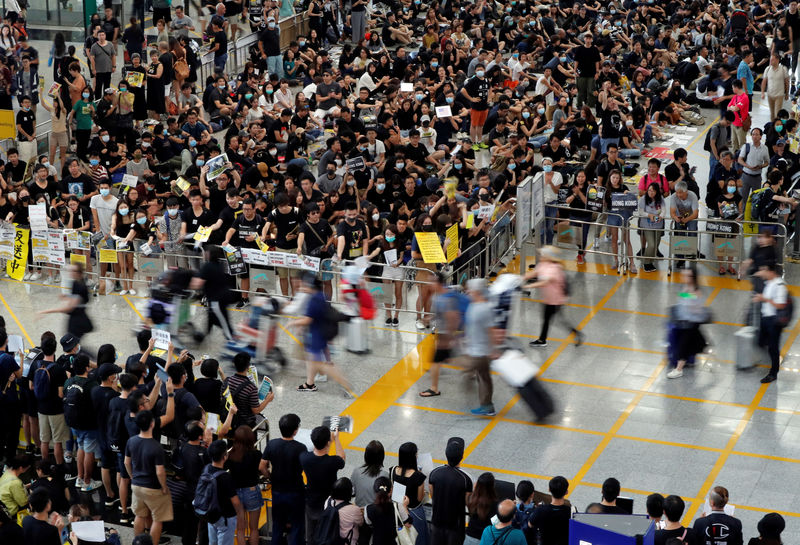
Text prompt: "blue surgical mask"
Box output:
[[189, 139, 197, 147], [431, 61, 438, 68], [415, 93, 424, 101], [137, 217, 147, 225], [196, 159, 205, 167], [446, 96, 454, 103], [522, 111, 530, 119], [476, 70, 485, 78], [727, 186, 736, 194], [385, 235, 396, 242], [610, 8, 616, 14], [537, 108, 545, 115], [82, 92, 90, 99], [377, 183, 386, 191], [506, 7, 512, 12], [396, 162, 405, 169], [488, 23, 494, 29], [218, 83, 227, 89], [615, 21, 622, 27], [347, 180, 355, 186], [245, 93, 253, 100], [776, 124, 783, 132], [508, 163, 516, 170], [168, 209, 179, 217], [101, 135, 110, 143], [512, 53, 519, 58], [99, 188, 110, 196], [22, 106, 29, 112], [560, 56, 568, 63], [163, 129, 168, 136], [454, 163, 462, 170], [543, 165, 553, 172], [268, 21, 276, 28], [299, 40, 306, 46], [90, 159, 100, 166], [118, 207, 129, 215], [266, 88, 273, 94]]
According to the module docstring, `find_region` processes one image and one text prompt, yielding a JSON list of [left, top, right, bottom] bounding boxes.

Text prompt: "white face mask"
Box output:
[[372, 213, 380, 221]]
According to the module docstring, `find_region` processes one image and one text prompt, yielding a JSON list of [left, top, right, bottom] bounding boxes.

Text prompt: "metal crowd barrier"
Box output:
[[546, 206, 629, 273]]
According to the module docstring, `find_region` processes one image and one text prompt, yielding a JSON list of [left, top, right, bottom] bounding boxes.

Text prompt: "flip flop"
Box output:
[[419, 389, 441, 397]]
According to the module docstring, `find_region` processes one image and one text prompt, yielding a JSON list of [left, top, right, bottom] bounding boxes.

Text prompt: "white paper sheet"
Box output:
[[391, 481, 407, 503]]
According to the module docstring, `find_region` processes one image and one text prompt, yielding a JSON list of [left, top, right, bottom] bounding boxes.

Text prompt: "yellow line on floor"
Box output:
[[338, 335, 434, 448], [122, 294, 146, 321], [0, 290, 33, 346]]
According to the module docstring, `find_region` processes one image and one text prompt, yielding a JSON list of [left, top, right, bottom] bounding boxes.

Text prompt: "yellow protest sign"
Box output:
[[446, 223, 458, 263], [255, 236, 270, 252], [126, 71, 144, 88], [194, 225, 212, 242], [415, 232, 446, 264], [70, 253, 87, 266], [444, 178, 457, 199], [7, 226, 28, 280], [222, 386, 234, 411], [99, 249, 118, 263], [466, 212, 475, 229]]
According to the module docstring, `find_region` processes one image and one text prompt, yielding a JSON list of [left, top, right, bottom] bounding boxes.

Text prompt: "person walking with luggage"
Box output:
[[461, 279, 497, 417], [754, 264, 790, 384], [666, 268, 710, 379], [526, 247, 583, 348]]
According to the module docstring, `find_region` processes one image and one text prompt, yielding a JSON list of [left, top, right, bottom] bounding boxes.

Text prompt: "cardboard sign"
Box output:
[[126, 71, 144, 88], [610, 193, 638, 213], [446, 223, 458, 263], [122, 174, 138, 187], [99, 248, 118, 263], [435, 105, 452, 118], [224, 246, 248, 276], [477, 205, 495, 219], [586, 185, 606, 213], [415, 232, 446, 264], [47, 82, 61, 99], [206, 153, 229, 181]]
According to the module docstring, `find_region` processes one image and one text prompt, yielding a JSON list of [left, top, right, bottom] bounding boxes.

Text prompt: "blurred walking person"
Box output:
[[526, 247, 583, 348]]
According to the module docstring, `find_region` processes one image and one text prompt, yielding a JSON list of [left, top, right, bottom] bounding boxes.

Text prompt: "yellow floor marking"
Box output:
[[122, 294, 146, 321], [338, 335, 434, 448], [0, 291, 34, 345]]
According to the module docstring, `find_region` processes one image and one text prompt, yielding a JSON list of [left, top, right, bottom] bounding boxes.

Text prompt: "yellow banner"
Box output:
[[6, 226, 28, 280], [415, 232, 446, 264], [70, 253, 87, 266], [194, 225, 212, 242], [99, 248, 118, 263], [446, 223, 458, 263]]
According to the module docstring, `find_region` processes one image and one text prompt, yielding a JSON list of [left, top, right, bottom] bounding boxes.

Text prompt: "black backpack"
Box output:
[[193, 464, 226, 523], [322, 303, 350, 342], [63, 377, 94, 430], [314, 500, 351, 545]]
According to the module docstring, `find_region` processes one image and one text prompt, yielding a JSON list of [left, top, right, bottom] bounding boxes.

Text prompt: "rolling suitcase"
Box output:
[[518, 377, 555, 421], [492, 349, 555, 421], [735, 302, 761, 370], [345, 317, 369, 354]]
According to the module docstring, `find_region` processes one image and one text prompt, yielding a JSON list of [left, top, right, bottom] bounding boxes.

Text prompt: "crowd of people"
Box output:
[[0, 0, 796, 543]]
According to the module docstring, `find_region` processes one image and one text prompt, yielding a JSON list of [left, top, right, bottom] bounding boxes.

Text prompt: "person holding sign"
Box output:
[[669, 181, 700, 270], [638, 183, 666, 273], [191, 246, 235, 341], [111, 198, 137, 295], [381, 224, 405, 327], [566, 170, 592, 265], [410, 214, 442, 330], [604, 170, 637, 274]]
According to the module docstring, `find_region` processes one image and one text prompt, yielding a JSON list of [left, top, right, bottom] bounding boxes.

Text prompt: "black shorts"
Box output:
[[100, 448, 116, 470], [432, 347, 452, 363]]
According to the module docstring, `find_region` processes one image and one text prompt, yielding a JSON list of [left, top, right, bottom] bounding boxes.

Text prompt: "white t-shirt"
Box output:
[[535, 75, 557, 106], [90, 194, 119, 235], [535, 170, 564, 204], [367, 139, 386, 159], [762, 277, 788, 317], [763, 65, 789, 98]]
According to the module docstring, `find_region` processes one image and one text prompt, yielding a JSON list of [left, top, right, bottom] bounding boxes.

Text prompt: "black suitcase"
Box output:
[[518, 377, 554, 421]]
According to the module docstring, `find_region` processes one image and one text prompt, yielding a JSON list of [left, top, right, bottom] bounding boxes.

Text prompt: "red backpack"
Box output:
[[356, 288, 376, 320]]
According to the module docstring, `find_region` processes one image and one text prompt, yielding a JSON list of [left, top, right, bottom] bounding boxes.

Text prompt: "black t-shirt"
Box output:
[[194, 377, 223, 414], [262, 438, 307, 493], [60, 174, 95, 199], [463, 76, 489, 111], [107, 395, 130, 451], [126, 435, 166, 488], [529, 504, 571, 545], [300, 219, 333, 254], [200, 260, 230, 302], [16, 109, 35, 140], [182, 206, 216, 233], [268, 207, 301, 249], [32, 358, 67, 415], [207, 186, 228, 217], [0, 513, 24, 544], [300, 452, 345, 509], [268, 118, 289, 143], [366, 187, 392, 213], [336, 219, 368, 258], [428, 465, 473, 530], [392, 468, 426, 509], [403, 143, 428, 167], [600, 108, 622, 139], [654, 526, 699, 545], [22, 516, 60, 545], [214, 468, 238, 518], [5, 160, 27, 185], [91, 385, 120, 447], [599, 504, 627, 514], [225, 449, 263, 489], [125, 353, 165, 383], [179, 442, 209, 489], [231, 213, 265, 248], [575, 45, 601, 77]]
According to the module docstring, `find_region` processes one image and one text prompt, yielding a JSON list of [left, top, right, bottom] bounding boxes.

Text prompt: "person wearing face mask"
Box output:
[[90, 179, 120, 294], [111, 198, 137, 295], [86, 152, 110, 189], [715, 177, 743, 275], [461, 63, 491, 151], [68, 88, 96, 161]]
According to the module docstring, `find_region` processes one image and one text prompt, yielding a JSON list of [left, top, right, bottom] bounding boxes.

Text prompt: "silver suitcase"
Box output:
[[346, 317, 369, 354], [734, 325, 758, 370]]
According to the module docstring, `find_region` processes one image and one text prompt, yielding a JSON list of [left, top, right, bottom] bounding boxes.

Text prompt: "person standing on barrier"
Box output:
[[638, 182, 665, 273], [754, 264, 790, 384], [526, 246, 583, 348], [191, 245, 235, 342], [738, 127, 770, 206], [669, 181, 700, 270]]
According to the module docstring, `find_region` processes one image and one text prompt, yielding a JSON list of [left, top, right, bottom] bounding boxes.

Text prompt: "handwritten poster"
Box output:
[[415, 232, 446, 264], [446, 223, 458, 263]]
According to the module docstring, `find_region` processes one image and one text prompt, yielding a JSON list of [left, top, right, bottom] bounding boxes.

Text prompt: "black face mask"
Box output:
[[346, 216, 356, 224]]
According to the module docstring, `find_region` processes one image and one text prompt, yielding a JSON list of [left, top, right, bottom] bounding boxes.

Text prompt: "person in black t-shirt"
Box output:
[[654, 495, 699, 545], [205, 440, 243, 543], [210, 19, 229, 71], [597, 477, 627, 514], [528, 476, 571, 545], [572, 33, 601, 108], [259, 413, 307, 545], [223, 198, 266, 306], [461, 65, 490, 150], [429, 437, 473, 544], [301, 426, 346, 545], [336, 202, 369, 261], [22, 489, 63, 545], [192, 246, 235, 340], [263, 192, 302, 295]]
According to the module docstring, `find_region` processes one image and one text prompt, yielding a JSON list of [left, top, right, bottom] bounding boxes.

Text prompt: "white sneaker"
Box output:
[[128, 289, 136, 296], [75, 477, 86, 489], [81, 479, 103, 492], [415, 320, 426, 330], [29, 272, 41, 281], [64, 451, 73, 463], [666, 369, 684, 379], [314, 373, 328, 383], [23, 272, 31, 280], [119, 290, 128, 296]]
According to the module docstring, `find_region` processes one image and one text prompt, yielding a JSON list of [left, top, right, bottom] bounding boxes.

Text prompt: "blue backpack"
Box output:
[[193, 464, 226, 523], [33, 362, 57, 401]]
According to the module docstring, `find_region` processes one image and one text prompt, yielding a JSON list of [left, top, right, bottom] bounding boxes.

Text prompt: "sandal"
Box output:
[[719, 266, 726, 275], [419, 389, 441, 397], [728, 266, 737, 275]]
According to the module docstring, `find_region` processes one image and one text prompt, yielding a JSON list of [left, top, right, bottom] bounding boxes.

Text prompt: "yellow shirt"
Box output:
[[0, 470, 27, 515]]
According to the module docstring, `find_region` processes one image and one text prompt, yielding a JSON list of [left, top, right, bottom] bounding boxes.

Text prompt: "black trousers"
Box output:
[[0, 404, 21, 463], [94, 72, 111, 100], [760, 315, 782, 376], [538, 304, 578, 341]]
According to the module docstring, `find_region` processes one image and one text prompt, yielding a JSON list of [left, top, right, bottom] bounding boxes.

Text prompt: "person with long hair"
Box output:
[[226, 425, 264, 545], [50, 33, 66, 82], [464, 473, 497, 545], [111, 197, 136, 295], [351, 440, 389, 507], [392, 442, 429, 545], [638, 182, 665, 272], [41, 93, 68, 168]]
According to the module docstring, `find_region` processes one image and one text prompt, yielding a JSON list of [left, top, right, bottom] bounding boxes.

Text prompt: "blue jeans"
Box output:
[[528, 135, 548, 149], [208, 515, 237, 545], [288, 157, 308, 169], [600, 137, 619, 155], [543, 204, 557, 245], [409, 504, 430, 545], [619, 146, 641, 159], [708, 155, 719, 184], [267, 55, 284, 78], [271, 491, 305, 545], [643, 124, 653, 145], [214, 54, 228, 71]]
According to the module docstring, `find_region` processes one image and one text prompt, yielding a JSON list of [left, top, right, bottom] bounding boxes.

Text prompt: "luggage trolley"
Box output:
[[667, 219, 699, 275], [222, 296, 288, 374]]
